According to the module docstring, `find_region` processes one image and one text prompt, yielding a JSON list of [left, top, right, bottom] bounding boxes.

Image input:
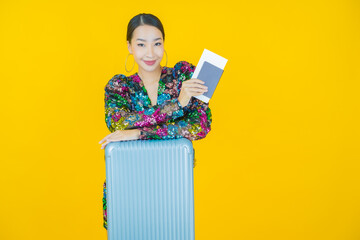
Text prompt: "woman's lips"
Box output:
[[144, 60, 156, 65]]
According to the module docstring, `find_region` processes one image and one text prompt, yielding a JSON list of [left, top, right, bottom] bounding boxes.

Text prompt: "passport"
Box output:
[[192, 48, 228, 103]]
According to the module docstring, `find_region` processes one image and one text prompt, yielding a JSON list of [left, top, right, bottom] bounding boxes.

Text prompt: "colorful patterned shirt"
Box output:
[[104, 60, 212, 141]]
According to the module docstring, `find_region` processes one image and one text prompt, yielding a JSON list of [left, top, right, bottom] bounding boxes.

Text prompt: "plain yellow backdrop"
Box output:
[[1, 0, 359, 239]]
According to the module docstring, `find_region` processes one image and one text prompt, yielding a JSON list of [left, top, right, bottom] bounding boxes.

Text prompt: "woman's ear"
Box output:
[[127, 41, 132, 54]]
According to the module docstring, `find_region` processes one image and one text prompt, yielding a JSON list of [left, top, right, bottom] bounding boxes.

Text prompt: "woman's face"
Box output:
[[127, 25, 164, 73]]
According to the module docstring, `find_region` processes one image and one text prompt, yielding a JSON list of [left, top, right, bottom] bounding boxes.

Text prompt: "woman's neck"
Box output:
[[138, 65, 163, 85]]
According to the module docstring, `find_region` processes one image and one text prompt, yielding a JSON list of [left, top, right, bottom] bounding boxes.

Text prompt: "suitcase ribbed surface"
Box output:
[[105, 138, 195, 240]]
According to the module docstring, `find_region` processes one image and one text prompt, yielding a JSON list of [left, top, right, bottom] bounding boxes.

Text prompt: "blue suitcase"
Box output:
[[105, 138, 195, 240]]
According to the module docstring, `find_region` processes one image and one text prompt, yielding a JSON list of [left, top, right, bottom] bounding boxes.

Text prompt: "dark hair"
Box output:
[[127, 13, 165, 43]]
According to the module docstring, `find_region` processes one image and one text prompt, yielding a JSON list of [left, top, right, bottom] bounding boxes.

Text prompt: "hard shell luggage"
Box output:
[[105, 138, 195, 240]]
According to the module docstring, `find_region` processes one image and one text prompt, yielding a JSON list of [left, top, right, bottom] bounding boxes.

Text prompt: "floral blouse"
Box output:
[[104, 60, 212, 141]]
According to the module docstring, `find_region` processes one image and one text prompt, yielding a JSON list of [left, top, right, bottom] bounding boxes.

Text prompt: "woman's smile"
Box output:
[[143, 60, 156, 65]]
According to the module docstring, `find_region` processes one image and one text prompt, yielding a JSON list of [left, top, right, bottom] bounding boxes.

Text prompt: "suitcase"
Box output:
[[105, 138, 195, 240]]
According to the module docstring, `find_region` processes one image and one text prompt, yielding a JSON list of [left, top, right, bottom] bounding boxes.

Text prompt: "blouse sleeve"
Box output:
[[138, 97, 212, 141], [105, 74, 185, 133], [138, 60, 212, 141]]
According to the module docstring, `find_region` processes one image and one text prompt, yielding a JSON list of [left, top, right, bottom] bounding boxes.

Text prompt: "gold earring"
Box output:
[[163, 50, 168, 68], [125, 53, 135, 73]]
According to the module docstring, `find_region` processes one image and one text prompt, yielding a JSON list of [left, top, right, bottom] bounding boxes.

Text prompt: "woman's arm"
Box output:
[[138, 97, 212, 141], [105, 74, 185, 133], [135, 60, 211, 141]]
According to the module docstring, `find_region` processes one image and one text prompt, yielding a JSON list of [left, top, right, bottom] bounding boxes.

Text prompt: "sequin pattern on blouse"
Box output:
[[102, 60, 212, 230]]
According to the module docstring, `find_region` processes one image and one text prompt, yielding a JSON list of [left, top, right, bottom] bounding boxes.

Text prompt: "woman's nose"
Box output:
[[146, 46, 154, 57]]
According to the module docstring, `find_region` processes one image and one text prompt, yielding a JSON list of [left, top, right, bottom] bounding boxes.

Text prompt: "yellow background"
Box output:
[[1, 0, 359, 239]]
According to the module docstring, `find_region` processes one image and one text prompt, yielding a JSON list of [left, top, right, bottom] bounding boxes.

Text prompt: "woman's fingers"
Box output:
[[178, 78, 208, 99], [183, 84, 208, 93], [100, 130, 127, 149], [188, 90, 207, 96], [183, 83, 208, 96], [99, 131, 118, 144], [184, 83, 208, 90], [101, 139, 112, 149], [183, 79, 208, 89], [99, 132, 115, 148], [99, 135, 110, 144], [190, 89, 207, 94], [184, 79, 206, 85], [188, 78, 205, 84]]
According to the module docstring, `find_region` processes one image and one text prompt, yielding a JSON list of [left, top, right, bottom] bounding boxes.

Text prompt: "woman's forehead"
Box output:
[[133, 25, 163, 41]]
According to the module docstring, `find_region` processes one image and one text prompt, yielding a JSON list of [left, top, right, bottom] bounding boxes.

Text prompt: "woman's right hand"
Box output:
[[99, 129, 140, 149], [178, 78, 208, 107]]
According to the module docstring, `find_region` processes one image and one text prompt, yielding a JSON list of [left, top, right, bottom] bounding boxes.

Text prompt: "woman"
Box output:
[[98, 13, 212, 230]]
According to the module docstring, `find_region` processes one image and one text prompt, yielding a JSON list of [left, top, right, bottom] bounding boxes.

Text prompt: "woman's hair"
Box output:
[[127, 13, 165, 43]]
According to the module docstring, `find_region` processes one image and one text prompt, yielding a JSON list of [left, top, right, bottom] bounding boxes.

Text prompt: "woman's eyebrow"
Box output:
[[136, 38, 162, 42]]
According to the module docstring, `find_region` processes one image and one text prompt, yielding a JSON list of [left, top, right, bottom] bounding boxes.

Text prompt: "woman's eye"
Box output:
[[155, 42, 161, 46], [137, 44, 144, 47]]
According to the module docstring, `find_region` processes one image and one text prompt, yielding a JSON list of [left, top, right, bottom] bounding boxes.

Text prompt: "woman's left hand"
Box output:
[[99, 129, 141, 149]]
